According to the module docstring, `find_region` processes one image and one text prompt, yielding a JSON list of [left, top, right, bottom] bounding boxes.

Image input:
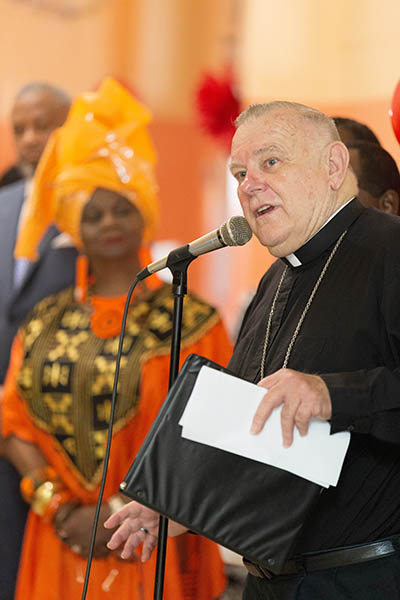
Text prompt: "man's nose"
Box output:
[[240, 171, 266, 195], [21, 127, 39, 146]]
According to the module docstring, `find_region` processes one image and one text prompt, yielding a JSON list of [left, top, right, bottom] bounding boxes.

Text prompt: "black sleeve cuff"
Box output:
[[319, 371, 372, 435]]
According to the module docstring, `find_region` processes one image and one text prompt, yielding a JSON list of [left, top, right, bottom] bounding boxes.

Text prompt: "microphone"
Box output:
[[137, 215, 252, 281]]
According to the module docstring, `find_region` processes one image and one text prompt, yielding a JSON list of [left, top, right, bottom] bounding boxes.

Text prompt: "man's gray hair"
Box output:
[[15, 82, 71, 108], [235, 101, 340, 142]]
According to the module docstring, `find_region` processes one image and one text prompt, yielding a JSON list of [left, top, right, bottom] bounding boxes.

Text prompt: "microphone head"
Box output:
[[219, 215, 253, 247]]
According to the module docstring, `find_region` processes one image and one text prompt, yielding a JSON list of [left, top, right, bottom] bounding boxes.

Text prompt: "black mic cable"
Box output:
[[80, 277, 139, 600]]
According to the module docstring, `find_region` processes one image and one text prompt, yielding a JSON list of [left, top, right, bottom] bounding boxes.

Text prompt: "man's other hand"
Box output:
[[105, 501, 159, 561]]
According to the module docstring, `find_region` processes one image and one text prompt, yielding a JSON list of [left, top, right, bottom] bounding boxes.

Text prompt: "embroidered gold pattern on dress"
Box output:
[[24, 319, 44, 349], [42, 363, 70, 388], [48, 411, 74, 435], [60, 309, 90, 330], [43, 393, 73, 414], [17, 285, 217, 490], [96, 399, 112, 423], [91, 356, 128, 395], [19, 365, 33, 389], [48, 330, 89, 362]]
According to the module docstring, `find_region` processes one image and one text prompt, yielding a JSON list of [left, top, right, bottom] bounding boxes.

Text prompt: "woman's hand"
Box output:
[[54, 503, 113, 558], [104, 501, 160, 561]]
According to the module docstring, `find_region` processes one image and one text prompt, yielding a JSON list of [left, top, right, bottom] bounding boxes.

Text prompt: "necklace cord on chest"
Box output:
[[260, 230, 348, 380]]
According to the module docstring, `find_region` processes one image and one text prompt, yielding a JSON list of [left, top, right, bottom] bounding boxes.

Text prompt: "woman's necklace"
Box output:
[[259, 230, 347, 380], [85, 282, 151, 339]]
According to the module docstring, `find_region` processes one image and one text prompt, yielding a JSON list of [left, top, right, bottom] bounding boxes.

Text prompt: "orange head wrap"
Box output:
[[15, 77, 159, 260]]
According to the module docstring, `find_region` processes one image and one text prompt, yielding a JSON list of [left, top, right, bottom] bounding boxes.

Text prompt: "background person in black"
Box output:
[[347, 140, 400, 215], [332, 116, 381, 146], [0, 83, 74, 600], [106, 101, 400, 600], [330, 116, 400, 216], [0, 82, 70, 188]]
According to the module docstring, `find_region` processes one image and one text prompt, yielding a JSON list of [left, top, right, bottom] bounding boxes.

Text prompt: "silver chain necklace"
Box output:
[[260, 230, 347, 380]]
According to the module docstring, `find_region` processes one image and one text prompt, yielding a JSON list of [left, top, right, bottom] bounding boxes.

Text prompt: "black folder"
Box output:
[[121, 354, 321, 571]]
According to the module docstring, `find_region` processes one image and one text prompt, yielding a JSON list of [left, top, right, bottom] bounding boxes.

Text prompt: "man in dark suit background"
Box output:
[[0, 82, 71, 188], [0, 82, 77, 599]]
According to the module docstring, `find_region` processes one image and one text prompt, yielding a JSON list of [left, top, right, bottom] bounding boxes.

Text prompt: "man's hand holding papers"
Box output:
[[179, 366, 350, 488], [253, 368, 332, 447]]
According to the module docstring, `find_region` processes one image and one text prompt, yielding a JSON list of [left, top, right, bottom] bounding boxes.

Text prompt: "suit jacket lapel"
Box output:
[[12, 225, 58, 301], [0, 185, 25, 303]]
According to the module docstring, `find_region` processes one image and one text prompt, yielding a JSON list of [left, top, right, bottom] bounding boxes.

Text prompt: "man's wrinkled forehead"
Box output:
[[230, 109, 309, 160], [12, 90, 61, 118], [251, 108, 320, 140], [261, 108, 300, 132]]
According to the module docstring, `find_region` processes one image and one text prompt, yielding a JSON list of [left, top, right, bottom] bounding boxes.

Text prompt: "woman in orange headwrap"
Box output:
[[2, 78, 232, 600]]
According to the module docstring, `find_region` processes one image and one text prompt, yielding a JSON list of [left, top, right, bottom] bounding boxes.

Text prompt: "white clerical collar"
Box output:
[[285, 198, 356, 268]]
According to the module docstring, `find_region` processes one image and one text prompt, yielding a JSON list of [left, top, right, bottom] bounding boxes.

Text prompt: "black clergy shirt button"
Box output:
[[347, 425, 355, 432]]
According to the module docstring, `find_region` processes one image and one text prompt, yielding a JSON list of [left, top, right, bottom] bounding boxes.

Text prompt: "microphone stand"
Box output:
[[153, 253, 196, 600]]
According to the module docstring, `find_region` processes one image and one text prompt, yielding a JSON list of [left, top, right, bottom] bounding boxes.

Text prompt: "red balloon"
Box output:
[[391, 79, 400, 145]]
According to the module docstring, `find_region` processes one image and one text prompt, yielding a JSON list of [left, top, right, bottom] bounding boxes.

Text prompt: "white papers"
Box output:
[[179, 366, 350, 488]]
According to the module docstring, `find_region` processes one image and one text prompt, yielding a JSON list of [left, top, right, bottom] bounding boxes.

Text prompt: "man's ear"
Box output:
[[378, 189, 399, 215], [327, 142, 349, 191]]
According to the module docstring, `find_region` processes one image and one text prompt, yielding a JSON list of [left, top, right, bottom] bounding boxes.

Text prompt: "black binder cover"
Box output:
[[121, 354, 321, 571]]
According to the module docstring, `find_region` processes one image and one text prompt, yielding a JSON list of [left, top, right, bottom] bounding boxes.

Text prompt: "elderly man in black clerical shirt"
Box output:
[[105, 101, 400, 600]]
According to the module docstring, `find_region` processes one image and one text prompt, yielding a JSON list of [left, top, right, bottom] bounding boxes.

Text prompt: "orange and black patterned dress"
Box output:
[[2, 284, 232, 600]]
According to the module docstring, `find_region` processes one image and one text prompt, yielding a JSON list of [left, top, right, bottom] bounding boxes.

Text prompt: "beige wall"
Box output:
[[238, 0, 400, 103], [0, 0, 111, 100], [237, 0, 400, 162], [0, 0, 113, 169]]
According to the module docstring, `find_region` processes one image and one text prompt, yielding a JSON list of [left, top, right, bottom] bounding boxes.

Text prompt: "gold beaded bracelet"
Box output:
[[20, 465, 74, 519]]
